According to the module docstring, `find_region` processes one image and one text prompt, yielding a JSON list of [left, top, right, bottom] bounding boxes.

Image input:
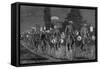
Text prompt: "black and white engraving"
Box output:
[[20, 5, 96, 64]]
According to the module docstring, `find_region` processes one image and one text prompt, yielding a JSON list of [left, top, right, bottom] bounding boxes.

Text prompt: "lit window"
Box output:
[[90, 26, 93, 32]]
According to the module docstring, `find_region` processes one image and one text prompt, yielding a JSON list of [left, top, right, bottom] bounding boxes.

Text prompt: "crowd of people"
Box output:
[[20, 20, 95, 59]]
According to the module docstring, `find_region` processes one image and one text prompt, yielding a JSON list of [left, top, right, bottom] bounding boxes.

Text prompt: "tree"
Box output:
[[44, 7, 54, 30], [64, 8, 84, 31]]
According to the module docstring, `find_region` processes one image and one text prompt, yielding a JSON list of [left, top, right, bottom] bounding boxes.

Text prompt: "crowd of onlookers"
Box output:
[[20, 21, 95, 55]]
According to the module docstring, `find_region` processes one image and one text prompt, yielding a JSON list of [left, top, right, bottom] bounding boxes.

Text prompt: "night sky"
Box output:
[[20, 5, 95, 33]]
